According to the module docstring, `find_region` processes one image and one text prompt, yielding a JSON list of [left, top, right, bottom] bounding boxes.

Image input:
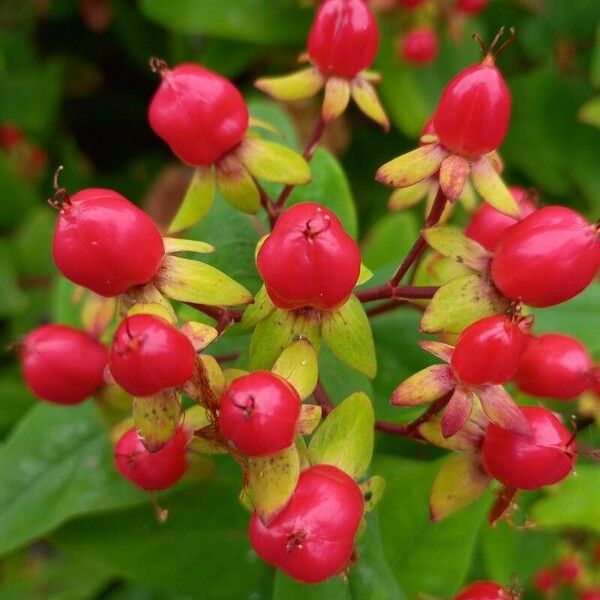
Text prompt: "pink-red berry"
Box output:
[[52, 188, 164, 297], [249, 464, 364, 583], [451, 315, 530, 385], [580, 590, 600, 600], [308, 0, 378, 78], [557, 555, 582, 583], [109, 314, 196, 397], [257, 203, 361, 310], [514, 333, 592, 400], [0, 122, 24, 150], [149, 63, 249, 167], [219, 371, 301, 456], [400, 28, 439, 66], [20, 324, 107, 405], [399, 0, 426, 8], [456, 0, 488, 15], [533, 567, 557, 595], [434, 61, 511, 159], [481, 406, 576, 490], [454, 581, 509, 600], [491, 206, 600, 307], [465, 186, 537, 251], [114, 427, 188, 491]]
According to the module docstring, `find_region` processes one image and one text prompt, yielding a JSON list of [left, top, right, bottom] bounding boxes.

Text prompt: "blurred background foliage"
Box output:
[[0, 0, 599, 598]]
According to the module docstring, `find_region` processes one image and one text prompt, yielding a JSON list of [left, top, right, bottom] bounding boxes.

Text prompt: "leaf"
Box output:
[[273, 572, 351, 600], [215, 153, 261, 214], [297, 404, 322, 436], [360, 475, 386, 513], [0, 240, 28, 317], [350, 76, 390, 131], [271, 339, 319, 401], [308, 392, 374, 479], [321, 295, 377, 378], [578, 95, 600, 129], [239, 138, 311, 185], [247, 445, 300, 525], [249, 308, 322, 371], [391, 365, 455, 406], [322, 77, 351, 123], [255, 67, 324, 101], [241, 285, 276, 329], [474, 385, 531, 436], [375, 144, 447, 188], [439, 155, 470, 202], [0, 402, 144, 557], [155, 255, 252, 306], [357, 263, 374, 285], [133, 390, 182, 453], [168, 167, 215, 234], [429, 454, 491, 523], [424, 226, 491, 272], [421, 274, 509, 334], [440, 386, 474, 439], [470, 156, 520, 218]]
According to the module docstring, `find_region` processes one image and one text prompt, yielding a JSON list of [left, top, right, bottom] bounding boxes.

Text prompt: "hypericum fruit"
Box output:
[[491, 206, 600, 307], [0, 122, 24, 150], [249, 465, 364, 583], [456, 0, 488, 14], [109, 314, 196, 397], [399, 0, 426, 8], [433, 55, 511, 159], [257, 203, 361, 310], [465, 186, 537, 251], [20, 324, 107, 405], [307, 0, 378, 78], [52, 188, 164, 297], [149, 62, 249, 167], [533, 567, 557, 594], [481, 406, 576, 490], [557, 556, 582, 582], [454, 581, 510, 600], [580, 589, 600, 600], [400, 28, 439, 66], [114, 427, 188, 491], [451, 315, 530, 385], [219, 371, 301, 456], [514, 333, 592, 400]]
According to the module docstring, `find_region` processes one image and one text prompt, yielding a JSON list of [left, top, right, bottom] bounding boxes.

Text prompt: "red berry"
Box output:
[[219, 371, 301, 456], [465, 186, 537, 251], [491, 206, 600, 307], [454, 581, 509, 600], [308, 0, 378, 78], [451, 315, 530, 385], [0, 122, 24, 150], [149, 63, 249, 167], [249, 464, 364, 583], [481, 406, 576, 490], [20, 324, 107, 405], [400, 28, 439, 66], [456, 0, 488, 14], [514, 334, 592, 400], [114, 427, 188, 491], [399, 0, 426, 8], [434, 62, 511, 159], [109, 314, 196, 397], [52, 188, 164, 297], [257, 203, 361, 310], [557, 555, 582, 582], [580, 590, 600, 600], [533, 567, 557, 594]]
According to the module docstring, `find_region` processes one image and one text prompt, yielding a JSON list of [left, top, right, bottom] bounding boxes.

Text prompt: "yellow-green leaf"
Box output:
[[471, 156, 519, 218], [133, 390, 182, 453], [376, 144, 447, 188], [424, 226, 491, 272], [168, 167, 215, 234], [271, 339, 318, 401], [255, 67, 324, 101], [215, 153, 261, 214], [391, 364, 455, 406]]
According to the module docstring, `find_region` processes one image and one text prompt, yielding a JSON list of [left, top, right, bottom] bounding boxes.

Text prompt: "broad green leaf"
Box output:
[[155, 255, 252, 306], [321, 295, 377, 378], [0, 368, 35, 437], [271, 339, 319, 401], [308, 392, 374, 479], [133, 390, 182, 453], [273, 572, 351, 600], [0, 402, 144, 557], [423, 226, 491, 272], [168, 167, 215, 234]]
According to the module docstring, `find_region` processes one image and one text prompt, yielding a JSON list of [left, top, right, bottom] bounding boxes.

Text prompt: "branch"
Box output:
[[313, 378, 335, 416], [356, 284, 438, 304], [185, 303, 243, 335], [366, 299, 425, 318]]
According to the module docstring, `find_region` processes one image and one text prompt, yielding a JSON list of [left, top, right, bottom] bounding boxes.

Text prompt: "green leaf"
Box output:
[[360, 475, 386, 514], [0, 402, 144, 557], [133, 390, 182, 453], [248, 98, 300, 150], [155, 255, 252, 306], [321, 295, 377, 378], [0, 240, 27, 318], [273, 571, 351, 600], [308, 392, 375, 480], [423, 226, 491, 272], [168, 167, 215, 234], [578, 95, 600, 129], [271, 339, 319, 401]]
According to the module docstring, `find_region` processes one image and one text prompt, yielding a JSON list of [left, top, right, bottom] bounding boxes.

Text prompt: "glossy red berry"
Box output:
[[109, 314, 196, 397], [451, 315, 530, 385], [219, 371, 301, 456], [465, 186, 537, 251], [492, 206, 600, 307], [52, 188, 164, 297], [514, 334, 592, 400], [456, 0, 488, 14], [249, 465, 364, 583], [20, 324, 107, 405], [308, 0, 378, 78], [580, 590, 600, 600], [114, 427, 188, 491], [454, 581, 509, 600], [481, 406, 576, 490], [557, 555, 582, 582], [434, 62, 511, 159], [257, 203, 361, 310], [149, 63, 249, 167], [533, 567, 557, 594], [400, 28, 439, 65]]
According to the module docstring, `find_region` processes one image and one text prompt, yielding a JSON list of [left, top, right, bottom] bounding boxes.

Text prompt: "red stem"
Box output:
[[356, 284, 438, 304], [366, 299, 425, 318], [186, 303, 243, 334], [313, 379, 335, 416]]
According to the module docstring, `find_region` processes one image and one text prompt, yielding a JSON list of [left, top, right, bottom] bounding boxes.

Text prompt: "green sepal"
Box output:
[[471, 156, 520, 218], [185, 405, 228, 455], [223, 368, 248, 386], [215, 153, 261, 214], [424, 226, 491, 272], [322, 77, 350, 123], [360, 475, 386, 513], [308, 391, 375, 480], [439, 154, 470, 202], [391, 364, 455, 406], [126, 302, 177, 325], [81, 294, 117, 338], [163, 237, 215, 254], [271, 339, 318, 401], [120, 283, 177, 324], [255, 67, 324, 101], [155, 255, 253, 307], [297, 404, 322, 436], [241, 285, 276, 329], [179, 321, 218, 351], [388, 180, 430, 211], [350, 76, 390, 131], [357, 262, 374, 285], [321, 295, 376, 378], [376, 144, 447, 189], [132, 390, 182, 453], [168, 166, 215, 234]]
